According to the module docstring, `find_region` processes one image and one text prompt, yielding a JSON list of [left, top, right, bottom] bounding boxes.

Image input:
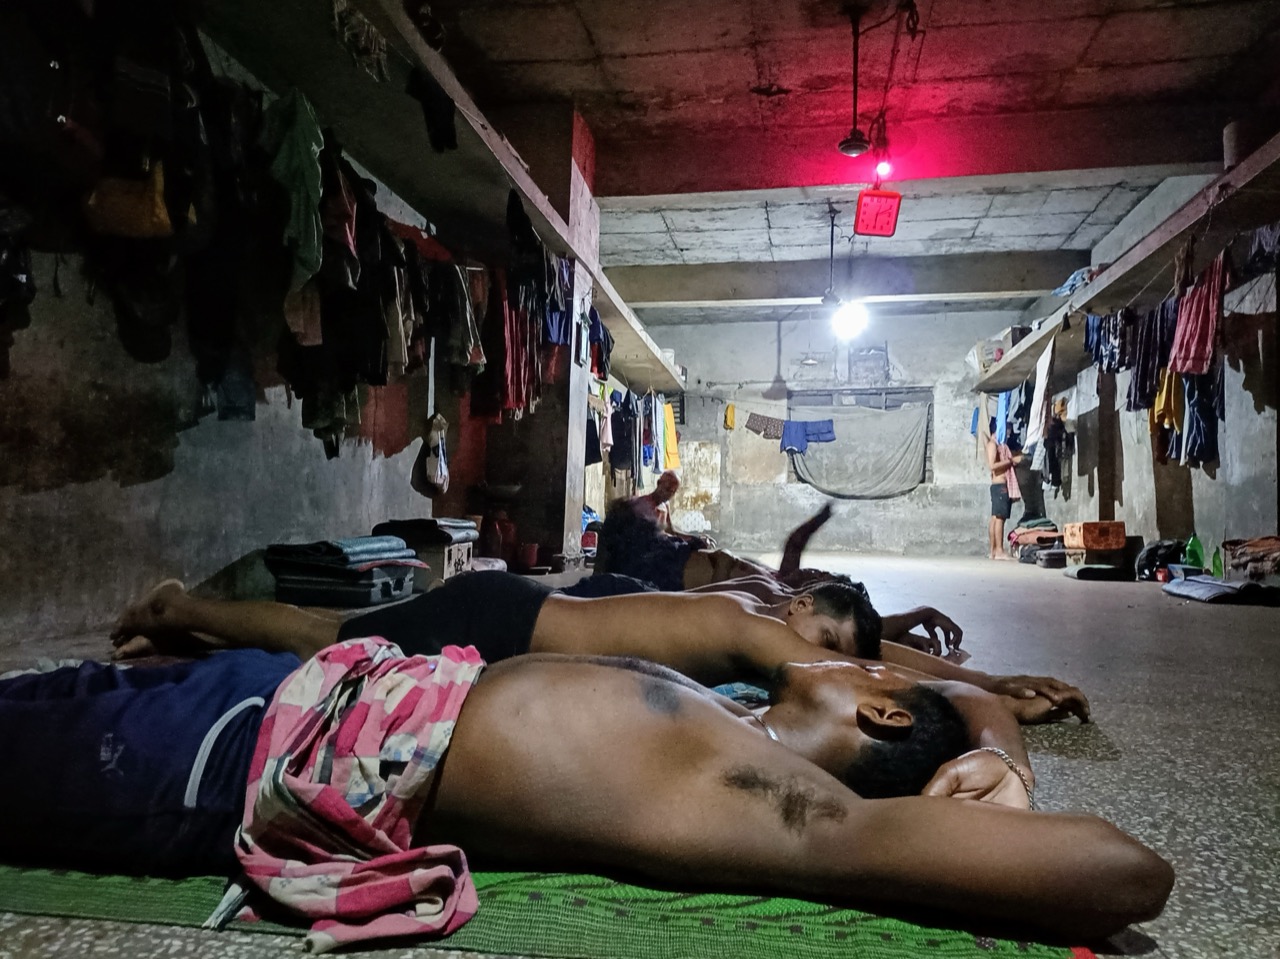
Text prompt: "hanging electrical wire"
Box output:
[[840, 1, 923, 165]]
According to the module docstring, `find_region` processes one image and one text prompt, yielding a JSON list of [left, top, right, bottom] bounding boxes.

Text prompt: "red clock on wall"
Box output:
[[854, 189, 903, 237]]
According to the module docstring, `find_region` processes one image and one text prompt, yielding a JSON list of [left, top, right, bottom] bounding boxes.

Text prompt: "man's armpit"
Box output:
[[722, 764, 848, 835]]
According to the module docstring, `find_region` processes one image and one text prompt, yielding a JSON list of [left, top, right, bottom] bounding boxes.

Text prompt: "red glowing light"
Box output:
[[875, 160, 892, 178]]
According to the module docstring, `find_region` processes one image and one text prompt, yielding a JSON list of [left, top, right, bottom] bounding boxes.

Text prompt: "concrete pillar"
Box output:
[[484, 104, 598, 563]]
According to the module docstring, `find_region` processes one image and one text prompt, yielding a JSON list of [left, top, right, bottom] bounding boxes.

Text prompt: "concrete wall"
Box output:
[[0, 254, 433, 642], [652, 310, 1018, 555], [1052, 273, 1278, 555]]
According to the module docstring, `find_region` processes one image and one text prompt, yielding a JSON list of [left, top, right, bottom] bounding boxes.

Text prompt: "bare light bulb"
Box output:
[[875, 160, 892, 178], [831, 300, 869, 341]]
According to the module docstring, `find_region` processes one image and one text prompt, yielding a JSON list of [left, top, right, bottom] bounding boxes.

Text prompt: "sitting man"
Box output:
[[0, 641, 1172, 950], [110, 570, 1089, 726]]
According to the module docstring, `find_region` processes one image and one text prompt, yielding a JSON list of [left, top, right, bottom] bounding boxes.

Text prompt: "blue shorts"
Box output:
[[0, 649, 300, 876]]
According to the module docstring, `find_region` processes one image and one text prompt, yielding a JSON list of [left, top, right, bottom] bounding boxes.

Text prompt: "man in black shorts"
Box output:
[[985, 425, 1022, 561], [111, 570, 1089, 727]]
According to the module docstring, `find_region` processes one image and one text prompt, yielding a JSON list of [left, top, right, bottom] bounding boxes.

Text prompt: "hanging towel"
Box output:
[[998, 442, 1022, 502], [724, 403, 736, 430], [662, 403, 681, 469]]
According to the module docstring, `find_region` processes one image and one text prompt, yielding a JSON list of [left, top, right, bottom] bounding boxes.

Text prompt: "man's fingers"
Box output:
[[1062, 691, 1091, 722], [924, 627, 943, 656], [112, 636, 156, 660], [921, 767, 961, 797]]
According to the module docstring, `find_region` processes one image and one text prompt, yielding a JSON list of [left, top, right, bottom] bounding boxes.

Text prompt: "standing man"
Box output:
[[985, 421, 1022, 561]]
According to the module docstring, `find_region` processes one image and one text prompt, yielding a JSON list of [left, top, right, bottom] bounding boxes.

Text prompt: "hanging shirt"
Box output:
[[724, 404, 736, 430], [261, 90, 324, 292], [1126, 297, 1179, 412], [234, 640, 484, 953], [1024, 340, 1055, 451], [1169, 251, 1233, 375]]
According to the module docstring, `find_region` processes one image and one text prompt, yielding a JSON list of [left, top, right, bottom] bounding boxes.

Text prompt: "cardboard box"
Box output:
[[1063, 521, 1126, 551], [419, 541, 472, 585]]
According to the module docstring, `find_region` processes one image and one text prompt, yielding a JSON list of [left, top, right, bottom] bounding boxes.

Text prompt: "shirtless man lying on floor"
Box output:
[[600, 488, 959, 645], [0, 642, 1171, 951], [111, 570, 1090, 726]]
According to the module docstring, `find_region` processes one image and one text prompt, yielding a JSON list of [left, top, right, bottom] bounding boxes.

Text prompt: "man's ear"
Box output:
[[855, 701, 914, 740], [789, 594, 814, 616]]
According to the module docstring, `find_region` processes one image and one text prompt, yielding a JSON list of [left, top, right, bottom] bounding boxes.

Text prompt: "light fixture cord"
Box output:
[[850, 8, 861, 130], [828, 207, 837, 292]]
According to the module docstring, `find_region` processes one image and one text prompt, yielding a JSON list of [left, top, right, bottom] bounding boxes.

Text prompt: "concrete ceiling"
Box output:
[[420, 0, 1280, 194], [395, 0, 1280, 328], [598, 167, 1189, 266]]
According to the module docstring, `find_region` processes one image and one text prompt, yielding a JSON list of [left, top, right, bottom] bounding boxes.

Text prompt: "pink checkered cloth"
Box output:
[[234, 638, 485, 953]]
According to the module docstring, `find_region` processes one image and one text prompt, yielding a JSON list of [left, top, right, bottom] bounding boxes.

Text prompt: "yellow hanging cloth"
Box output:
[[1149, 368, 1184, 433], [662, 403, 681, 469], [723, 403, 736, 430]]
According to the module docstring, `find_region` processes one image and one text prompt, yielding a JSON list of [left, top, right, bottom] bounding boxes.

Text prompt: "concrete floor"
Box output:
[[2, 555, 1278, 958], [797, 554, 1280, 959]]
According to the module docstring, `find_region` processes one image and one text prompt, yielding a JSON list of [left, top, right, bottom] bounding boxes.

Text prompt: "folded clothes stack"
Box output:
[[372, 519, 479, 548], [1008, 518, 1063, 563], [264, 536, 427, 607], [373, 519, 478, 584]]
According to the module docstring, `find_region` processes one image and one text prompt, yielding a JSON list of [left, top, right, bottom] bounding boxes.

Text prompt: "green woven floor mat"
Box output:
[[0, 865, 1075, 959]]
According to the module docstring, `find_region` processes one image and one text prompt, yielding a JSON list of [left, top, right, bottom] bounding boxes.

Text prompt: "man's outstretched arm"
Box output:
[[882, 642, 1091, 723], [630, 750, 1170, 940], [440, 666, 1172, 942]]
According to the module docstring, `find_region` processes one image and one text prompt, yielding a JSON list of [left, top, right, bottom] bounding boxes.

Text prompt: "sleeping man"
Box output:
[[0, 640, 1171, 951], [110, 570, 1089, 725]]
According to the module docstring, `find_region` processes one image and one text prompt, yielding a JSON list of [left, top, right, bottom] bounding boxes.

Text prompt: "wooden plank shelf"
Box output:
[[975, 128, 1280, 395], [1070, 129, 1280, 315], [973, 317, 1089, 395]]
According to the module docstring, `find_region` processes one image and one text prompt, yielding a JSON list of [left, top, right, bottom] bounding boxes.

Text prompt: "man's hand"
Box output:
[[1000, 693, 1090, 725], [896, 631, 944, 656], [917, 607, 963, 653], [987, 675, 1090, 723], [922, 749, 1033, 810]]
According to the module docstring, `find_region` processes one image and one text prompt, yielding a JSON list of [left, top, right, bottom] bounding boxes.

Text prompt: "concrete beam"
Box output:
[[609, 250, 1089, 308], [596, 103, 1232, 198]]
